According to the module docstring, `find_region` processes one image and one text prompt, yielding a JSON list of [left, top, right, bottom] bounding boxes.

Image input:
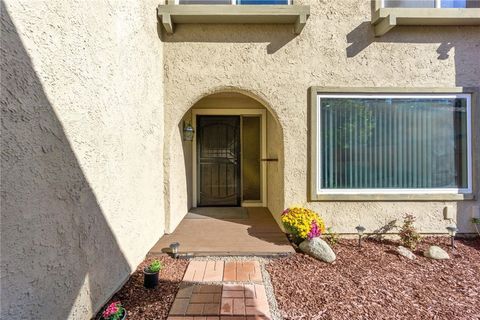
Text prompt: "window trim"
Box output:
[[175, 0, 292, 4], [372, 0, 480, 36], [309, 87, 478, 202], [379, 0, 477, 9]]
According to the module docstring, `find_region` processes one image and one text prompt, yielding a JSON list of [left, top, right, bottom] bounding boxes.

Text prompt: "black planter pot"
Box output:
[[143, 268, 159, 289]]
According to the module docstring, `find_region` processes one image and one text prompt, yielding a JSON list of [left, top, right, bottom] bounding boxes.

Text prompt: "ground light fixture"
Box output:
[[446, 225, 458, 250], [355, 225, 366, 248], [183, 122, 194, 141], [169, 242, 180, 258]]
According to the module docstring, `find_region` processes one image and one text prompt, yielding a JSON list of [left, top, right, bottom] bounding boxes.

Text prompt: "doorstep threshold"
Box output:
[[148, 251, 293, 258]]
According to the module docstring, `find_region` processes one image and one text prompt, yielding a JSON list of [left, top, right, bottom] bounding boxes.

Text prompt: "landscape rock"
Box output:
[[396, 246, 416, 260], [299, 238, 336, 263], [424, 246, 450, 260]]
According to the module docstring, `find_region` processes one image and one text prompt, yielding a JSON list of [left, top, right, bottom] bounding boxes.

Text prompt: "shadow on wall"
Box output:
[[1, 4, 130, 319], [157, 22, 297, 54], [346, 22, 480, 87], [178, 115, 193, 209], [366, 220, 398, 240], [346, 21, 480, 234]]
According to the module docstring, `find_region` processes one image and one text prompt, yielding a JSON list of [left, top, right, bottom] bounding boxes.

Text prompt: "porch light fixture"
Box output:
[[355, 225, 366, 248], [183, 122, 194, 141], [446, 225, 458, 250], [169, 242, 180, 259]]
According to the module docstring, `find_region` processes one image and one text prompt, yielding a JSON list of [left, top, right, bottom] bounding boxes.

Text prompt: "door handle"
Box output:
[[260, 158, 278, 162]]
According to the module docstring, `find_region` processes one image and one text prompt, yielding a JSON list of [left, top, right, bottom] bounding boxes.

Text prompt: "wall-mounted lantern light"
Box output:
[[446, 225, 458, 251], [355, 225, 366, 248], [183, 122, 194, 141]]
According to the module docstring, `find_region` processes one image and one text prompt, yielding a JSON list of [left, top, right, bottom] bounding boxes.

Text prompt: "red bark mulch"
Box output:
[[95, 254, 188, 320], [266, 237, 480, 320]]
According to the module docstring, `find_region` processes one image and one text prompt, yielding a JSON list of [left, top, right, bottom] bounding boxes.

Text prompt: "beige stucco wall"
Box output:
[[162, 0, 480, 235], [1, 1, 165, 319], [266, 111, 285, 228]]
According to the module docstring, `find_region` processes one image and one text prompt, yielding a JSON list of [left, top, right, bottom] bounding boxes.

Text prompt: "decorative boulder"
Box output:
[[424, 246, 450, 260], [299, 237, 336, 263], [397, 246, 416, 260]]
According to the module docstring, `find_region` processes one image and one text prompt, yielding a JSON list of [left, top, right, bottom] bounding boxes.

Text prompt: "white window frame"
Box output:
[[175, 0, 292, 5], [379, 0, 477, 8], [380, 0, 443, 8], [314, 93, 473, 196]]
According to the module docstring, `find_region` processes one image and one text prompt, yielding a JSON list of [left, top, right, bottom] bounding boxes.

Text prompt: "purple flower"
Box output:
[[307, 220, 321, 240]]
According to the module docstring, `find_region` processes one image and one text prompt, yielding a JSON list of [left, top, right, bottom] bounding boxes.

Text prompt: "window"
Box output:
[[312, 92, 473, 197], [178, 0, 232, 4], [383, 0, 480, 8], [373, 1, 480, 36], [177, 0, 291, 4]]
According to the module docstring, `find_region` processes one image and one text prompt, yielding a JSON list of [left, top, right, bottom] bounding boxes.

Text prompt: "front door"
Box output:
[[197, 116, 241, 206]]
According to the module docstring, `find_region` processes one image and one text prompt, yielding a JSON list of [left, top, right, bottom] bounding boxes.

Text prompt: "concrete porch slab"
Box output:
[[149, 207, 294, 256]]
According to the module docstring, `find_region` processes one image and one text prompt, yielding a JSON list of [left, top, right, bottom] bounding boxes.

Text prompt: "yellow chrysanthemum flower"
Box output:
[[281, 207, 325, 240]]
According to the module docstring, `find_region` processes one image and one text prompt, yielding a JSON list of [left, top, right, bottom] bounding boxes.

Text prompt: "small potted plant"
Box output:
[[143, 259, 163, 289], [101, 301, 126, 320]]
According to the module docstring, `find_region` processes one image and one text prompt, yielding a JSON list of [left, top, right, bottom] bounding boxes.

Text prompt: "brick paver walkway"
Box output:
[[168, 261, 271, 320]]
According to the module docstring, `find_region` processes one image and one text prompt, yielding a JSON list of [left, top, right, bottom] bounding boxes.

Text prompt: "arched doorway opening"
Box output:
[[154, 90, 292, 255], [180, 91, 283, 211]]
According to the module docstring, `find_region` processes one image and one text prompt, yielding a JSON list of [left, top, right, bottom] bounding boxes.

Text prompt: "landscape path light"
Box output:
[[170, 242, 180, 259], [355, 225, 366, 248], [446, 225, 458, 251]]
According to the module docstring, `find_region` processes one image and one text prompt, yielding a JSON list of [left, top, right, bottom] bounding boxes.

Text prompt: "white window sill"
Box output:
[[372, 8, 480, 36], [310, 193, 475, 201], [157, 4, 310, 34]]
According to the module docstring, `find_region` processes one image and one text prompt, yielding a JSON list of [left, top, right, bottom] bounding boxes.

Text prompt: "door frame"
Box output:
[[192, 109, 267, 208]]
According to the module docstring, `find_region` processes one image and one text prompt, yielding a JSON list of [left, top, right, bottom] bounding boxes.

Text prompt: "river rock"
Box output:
[[397, 246, 416, 260], [424, 246, 450, 260], [299, 237, 336, 263]]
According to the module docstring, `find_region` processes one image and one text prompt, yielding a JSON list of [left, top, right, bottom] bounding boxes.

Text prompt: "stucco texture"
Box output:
[[162, 0, 480, 235], [1, 1, 164, 319]]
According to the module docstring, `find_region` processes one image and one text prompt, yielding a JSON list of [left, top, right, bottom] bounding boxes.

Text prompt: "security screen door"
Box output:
[[197, 116, 241, 206]]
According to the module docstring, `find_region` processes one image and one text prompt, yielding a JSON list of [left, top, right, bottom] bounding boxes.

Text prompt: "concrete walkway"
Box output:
[[168, 260, 272, 319]]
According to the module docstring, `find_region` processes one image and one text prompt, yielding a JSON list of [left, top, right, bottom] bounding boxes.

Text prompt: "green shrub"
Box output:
[[472, 218, 480, 225], [399, 214, 421, 250], [147, 260, 163, 273], [324, 227, 339, 246]]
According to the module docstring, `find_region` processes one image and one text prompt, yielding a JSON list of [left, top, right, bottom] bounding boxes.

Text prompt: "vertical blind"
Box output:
[[319, 96, 469, 190]]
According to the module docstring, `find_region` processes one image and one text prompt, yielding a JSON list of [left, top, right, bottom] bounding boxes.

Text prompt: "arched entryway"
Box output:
[[152, 90, 292, 255], [173, 91, 284, 217]]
